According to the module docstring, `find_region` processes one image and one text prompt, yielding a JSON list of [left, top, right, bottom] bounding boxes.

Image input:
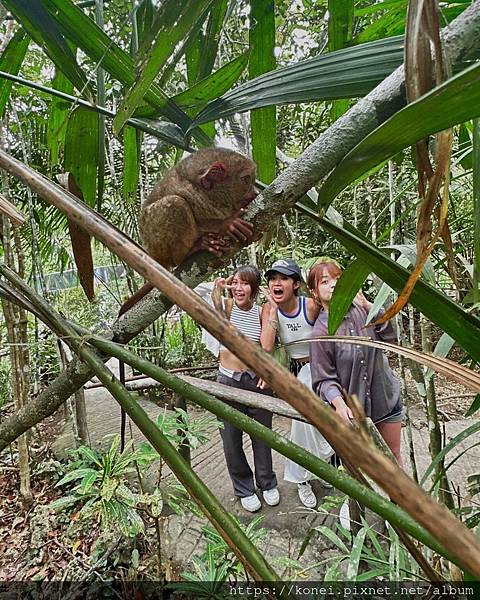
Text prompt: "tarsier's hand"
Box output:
[[222, 208, 255, 243]]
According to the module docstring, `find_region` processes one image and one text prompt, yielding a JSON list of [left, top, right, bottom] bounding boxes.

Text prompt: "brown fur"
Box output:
[[119, 148, 257, 316]]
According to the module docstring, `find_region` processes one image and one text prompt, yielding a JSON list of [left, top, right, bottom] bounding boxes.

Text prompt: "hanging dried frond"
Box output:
[[375, 0, 456, 324]]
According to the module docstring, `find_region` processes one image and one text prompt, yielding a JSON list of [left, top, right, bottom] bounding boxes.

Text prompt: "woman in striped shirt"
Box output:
[[214, 265, 280, 513]]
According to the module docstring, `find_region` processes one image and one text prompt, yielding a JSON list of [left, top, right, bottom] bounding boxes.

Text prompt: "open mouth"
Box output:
[[272, 288, 284, 298]]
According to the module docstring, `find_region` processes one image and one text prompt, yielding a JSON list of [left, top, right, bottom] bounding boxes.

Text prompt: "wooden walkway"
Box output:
[[52, 376, 480, 574]]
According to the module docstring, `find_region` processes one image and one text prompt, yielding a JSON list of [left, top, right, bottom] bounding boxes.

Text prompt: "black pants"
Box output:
[[217, 372, 277, 498]]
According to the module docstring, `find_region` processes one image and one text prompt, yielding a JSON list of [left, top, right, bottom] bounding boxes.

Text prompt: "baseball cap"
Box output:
[[265, 259, 302, 281]]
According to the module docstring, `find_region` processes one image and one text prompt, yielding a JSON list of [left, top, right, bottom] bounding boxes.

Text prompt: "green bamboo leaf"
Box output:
[[123, 126, 140, 204], [113, 0, 214, 133], [425, 332, 455, 382], [354, 2, 406, 44], [420, 423, 480, 485], [192, 36, 404, 126], [0, 70, 190, 149], [42, 0, 210, 144], [2, 0, 91, 97], [173, 53, 249, 110], [47, 68, 73, 165], [347, 526, 368, 579], [249, 0, 276, 184], [366, 255, 410, 324], [64, 107, 99, 207], [328, 0, 354, 120], [383, 244, 435, 285], [197, 0, 229, 82], [297, 202, 480, 362], [94, 0, 106, 210], [315, 524, 349, 553], [134, 0, 156, 46], [0, 28, 29, 118], [318, 62, 480, 209], [473, 118, 480, 302], [328, 258, 370, 334]]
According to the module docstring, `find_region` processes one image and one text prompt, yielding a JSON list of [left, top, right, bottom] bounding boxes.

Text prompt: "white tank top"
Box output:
[[277, 296, 315, 359]]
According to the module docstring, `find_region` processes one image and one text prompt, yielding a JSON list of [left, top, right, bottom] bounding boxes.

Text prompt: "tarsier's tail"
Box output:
[[118, 282, 154, 316]]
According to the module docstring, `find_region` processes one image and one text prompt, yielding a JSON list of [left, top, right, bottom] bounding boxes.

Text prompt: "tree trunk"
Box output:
[[0, 214, 32, 507]]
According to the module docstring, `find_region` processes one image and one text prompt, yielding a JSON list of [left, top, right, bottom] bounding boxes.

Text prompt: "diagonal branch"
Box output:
[[2, 151, 480, 578]]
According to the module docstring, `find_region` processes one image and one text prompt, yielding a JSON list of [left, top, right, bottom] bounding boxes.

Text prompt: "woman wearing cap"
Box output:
[[261, 259, 334, 508], [208, 265, 280, 513], [309, 259, 403, 464]]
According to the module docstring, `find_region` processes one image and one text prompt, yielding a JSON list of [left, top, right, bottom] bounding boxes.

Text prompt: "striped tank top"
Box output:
[[219, 302, 262, 350]]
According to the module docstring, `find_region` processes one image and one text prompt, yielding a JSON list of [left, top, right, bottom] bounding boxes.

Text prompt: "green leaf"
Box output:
[[249, 0, 276, 184], [297, 203, 480, 362], [122, 126, 140, 204], [0, 28, 29, 118], [192, 35, 404, 126], [150, 488, 164, 518], [196, 0, 229, 83], [113, 0, 215, 133], [318, 61, 480, 209], [328, 0, 354, 120], [347, 526, 367, 579], [384, 244, 435, 285], [2, 0, 91, 97], [79, 471, 98, 494], [64, 107, 99, 207], [425, 332, 456, 382], [42, 0, 210, 144], [366, 255, 410, 324], [131, 548, 140, 570], [315, 524, 349, 553], [77, 445, 102, 467], [172, 53, 249, 111], [56, 467, 97, 487], [328, 258, 370, 334], [50, 494, 80, 510], [421, 419, 480, 486], [466, 394, 480, 418], [0, 70, 190, 149], [47, 68, 74, 165]]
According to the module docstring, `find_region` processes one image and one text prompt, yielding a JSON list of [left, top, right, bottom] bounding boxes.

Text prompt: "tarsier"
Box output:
[[119, 147, 258, 315]]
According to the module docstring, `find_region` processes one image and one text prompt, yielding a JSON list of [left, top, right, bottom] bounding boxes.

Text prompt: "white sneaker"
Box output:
[[340, 500, 351, 530], [240, 493, 261, 512], [262, 487, 280, 506], [297, 482, 317, 508]]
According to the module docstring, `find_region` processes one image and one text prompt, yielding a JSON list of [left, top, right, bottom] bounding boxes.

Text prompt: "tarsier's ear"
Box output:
[[200, 161, 228, 190]]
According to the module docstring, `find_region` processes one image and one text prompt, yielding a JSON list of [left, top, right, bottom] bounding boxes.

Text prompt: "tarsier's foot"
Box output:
[[194, 233, 229, 257]]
